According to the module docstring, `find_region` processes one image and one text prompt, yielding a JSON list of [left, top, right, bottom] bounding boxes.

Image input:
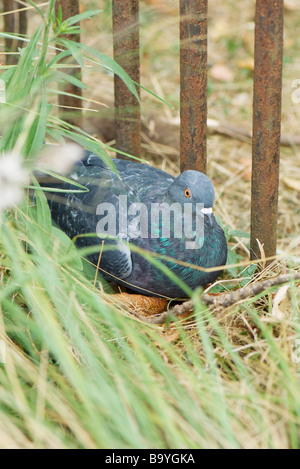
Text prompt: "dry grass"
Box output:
[[82, 2, 300, 447]]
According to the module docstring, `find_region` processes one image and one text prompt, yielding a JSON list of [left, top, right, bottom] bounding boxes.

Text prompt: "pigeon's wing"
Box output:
[[111, 158, 175, 198], [80, 153, 175, 195], [99, 235, 132, 280], [45, 159, 133, 280], [43, 152, 175, 282]]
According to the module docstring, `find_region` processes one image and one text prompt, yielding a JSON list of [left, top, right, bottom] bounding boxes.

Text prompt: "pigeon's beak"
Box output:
[[201, 207, 213, 216]]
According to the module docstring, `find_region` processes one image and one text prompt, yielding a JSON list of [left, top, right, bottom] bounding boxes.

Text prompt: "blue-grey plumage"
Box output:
[[43, 151, 227, 298]]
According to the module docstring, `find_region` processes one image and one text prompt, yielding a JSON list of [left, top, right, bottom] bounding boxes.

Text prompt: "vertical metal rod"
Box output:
[[3, 0, 27, 65], [3, 0, 16, 65], [55, 0, 82, 128], [17, 2, 28, 53], [250, 0, 284, 263], [180, 0, 208, 174], [112, 0, 141, 159]]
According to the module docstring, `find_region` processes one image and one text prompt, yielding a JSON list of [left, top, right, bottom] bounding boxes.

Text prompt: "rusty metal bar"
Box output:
[[17, 1, 28, 53], [250, 0, 284, 263], [180, 0, 207, 174], [55, 0, 82, 128], [3, 0, 16, 65], [2, 1, 28, 65], [112, 0, 141, 159]]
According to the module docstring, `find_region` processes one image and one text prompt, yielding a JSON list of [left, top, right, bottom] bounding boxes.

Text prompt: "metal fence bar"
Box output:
[[3, 0, 16, 65], [55, 0, 82, 128], [17, 1, 27, 54], [112, 0, 141, 159], [250, 0, 284, 263], [180, 0, 208, 174], [3, 0, 27, 65]]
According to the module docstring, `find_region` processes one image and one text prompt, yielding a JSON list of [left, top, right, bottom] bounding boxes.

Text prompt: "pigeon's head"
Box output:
[[167, 170, 215, 209]]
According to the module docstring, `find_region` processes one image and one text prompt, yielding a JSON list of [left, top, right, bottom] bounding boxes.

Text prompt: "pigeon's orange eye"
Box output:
[[185, 189, 191, 198]]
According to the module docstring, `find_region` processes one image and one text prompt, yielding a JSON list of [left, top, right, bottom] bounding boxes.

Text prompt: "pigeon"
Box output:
[[42, 152, 227, 298]]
